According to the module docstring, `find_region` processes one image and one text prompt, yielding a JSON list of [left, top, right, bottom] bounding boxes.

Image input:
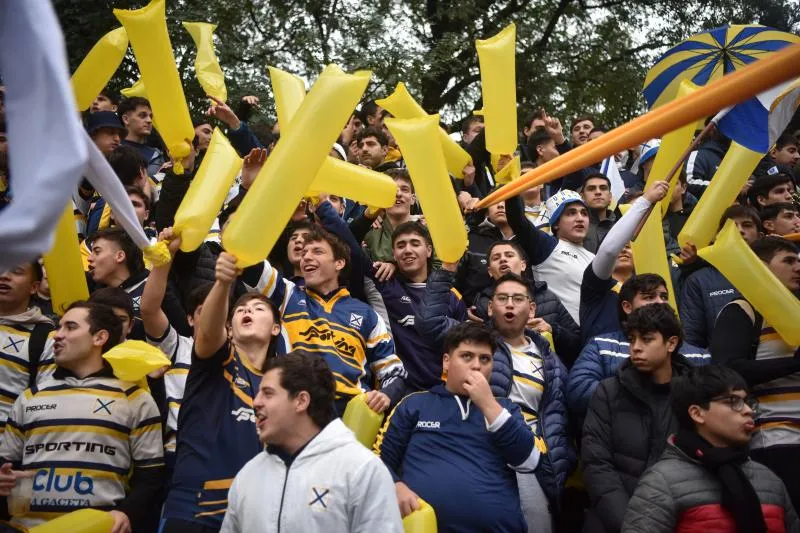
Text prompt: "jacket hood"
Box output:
[[295, 419, 361, 461], [0, 307, 53, 327]]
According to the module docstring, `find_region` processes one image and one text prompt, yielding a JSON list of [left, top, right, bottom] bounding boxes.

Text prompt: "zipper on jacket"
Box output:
[[276, 464, 290, 533]]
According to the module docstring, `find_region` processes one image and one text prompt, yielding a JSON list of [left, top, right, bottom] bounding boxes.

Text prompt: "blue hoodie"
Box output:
[[375, 384, 534, 533]]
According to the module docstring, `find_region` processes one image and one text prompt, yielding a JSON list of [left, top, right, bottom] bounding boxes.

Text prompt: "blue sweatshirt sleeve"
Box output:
[[415, 269, 462, 351], [374, 394, 420, 482], [227, 121, 263, 158], [504, 195, 557, 265], [491, 399, 536, 469]]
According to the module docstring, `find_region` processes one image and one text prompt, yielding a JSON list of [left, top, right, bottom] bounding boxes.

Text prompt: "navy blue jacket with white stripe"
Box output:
[[567, 330, 710, 420], [375, 384, 535, 533]]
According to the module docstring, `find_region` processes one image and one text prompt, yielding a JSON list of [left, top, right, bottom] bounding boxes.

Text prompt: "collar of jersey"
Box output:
[[306, 287, 350, 314], [54, 361, 115, 381]]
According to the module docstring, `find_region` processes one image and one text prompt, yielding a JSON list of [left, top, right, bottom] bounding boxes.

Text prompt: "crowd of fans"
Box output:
[[0, 84, 799, 533]]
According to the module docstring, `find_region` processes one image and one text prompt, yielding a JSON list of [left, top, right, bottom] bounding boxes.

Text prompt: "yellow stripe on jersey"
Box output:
[[282, 313, 365, 342], [760, 333, 782, 343], [131, 423, 161, 438], [203, 478, 233, 490], [0, 324, 32, 338], [260, 268, 278, 297], [26, 425, 129, 440], [757, 420, 800, 431], [374, 391, 428, 455], [222, 370, 255, 408], [30, 388, 127, 400], [757, 392, 800, 403], [199, 499, 228, 506], [366, 333, 391, 347], [372, 356, 402, 372], [450, 287, 462, 300], [514, 374, 545, 392], [308, 290, 348, 314], [195, 508, 228, 518]]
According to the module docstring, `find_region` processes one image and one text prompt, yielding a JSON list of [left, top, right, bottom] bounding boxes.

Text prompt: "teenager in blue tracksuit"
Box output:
[[567, 272, 710, 424], [415, 265, 575, 521], [376, 322, 538, 533]]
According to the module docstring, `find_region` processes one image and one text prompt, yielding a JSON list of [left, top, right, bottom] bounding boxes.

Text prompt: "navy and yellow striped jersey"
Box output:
[[162, 341, 264, 528], [252, 260, 407, 404], [0, 365, 164, 530], [0, 322, 55, 442]]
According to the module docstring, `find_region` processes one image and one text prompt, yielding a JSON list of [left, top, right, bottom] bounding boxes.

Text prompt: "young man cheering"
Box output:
[[221, 352, 402, 533], [623, 365, 798, 533]]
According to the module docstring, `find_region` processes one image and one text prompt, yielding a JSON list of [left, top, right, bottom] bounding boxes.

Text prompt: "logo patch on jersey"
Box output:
[[349, 313, 363, 329], [398, 315, 415, 327], [93, 399, 115, 415], [416, 420, 440, 429], [3, 336, 23, 353], [234, 376, 249, 390], [231, 407, 255, 423], [400, 296, 411, 304], [26, 404, 57, 413], [34, 468, 94, 495], [559, 250, 578, 259], [309, 486, 330, 510], [131, 295, 141, 311], [297, 299, 307, 306]]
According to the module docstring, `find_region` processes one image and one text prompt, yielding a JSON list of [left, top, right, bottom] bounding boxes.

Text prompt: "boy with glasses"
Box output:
[[623, 365, 798, 533]]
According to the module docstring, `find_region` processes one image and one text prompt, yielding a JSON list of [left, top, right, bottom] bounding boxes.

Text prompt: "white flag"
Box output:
[[600, 156, 626, 207]]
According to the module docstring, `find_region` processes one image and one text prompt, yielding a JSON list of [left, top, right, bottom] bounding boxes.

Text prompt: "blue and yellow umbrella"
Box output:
[[643, 24, 800, 109]]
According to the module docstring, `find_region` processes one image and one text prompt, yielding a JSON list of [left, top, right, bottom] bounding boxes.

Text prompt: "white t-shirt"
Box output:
[[534, 239, 595, 324]]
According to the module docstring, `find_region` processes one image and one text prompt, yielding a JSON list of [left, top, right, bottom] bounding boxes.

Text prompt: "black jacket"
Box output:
[[581, 356, 692, 533], [472, 279, 582, 367], [583, 210, 617, 255], [455, 223, 515, 307]]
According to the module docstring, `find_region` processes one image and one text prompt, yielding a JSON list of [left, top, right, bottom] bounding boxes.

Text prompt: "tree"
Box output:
[[54, 0, 800, 132]]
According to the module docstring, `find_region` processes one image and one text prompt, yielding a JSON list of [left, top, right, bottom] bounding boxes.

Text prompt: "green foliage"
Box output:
[[54, 0, 800, 132]]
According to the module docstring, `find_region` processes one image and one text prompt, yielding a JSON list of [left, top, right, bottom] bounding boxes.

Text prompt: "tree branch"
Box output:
[[438, 72, 481, 106], [535, 0, 573, 50]]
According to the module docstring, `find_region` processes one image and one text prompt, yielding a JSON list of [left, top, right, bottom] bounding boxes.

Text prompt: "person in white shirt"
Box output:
[[505, 188, 595, 324], [221, 351, 403, 533]]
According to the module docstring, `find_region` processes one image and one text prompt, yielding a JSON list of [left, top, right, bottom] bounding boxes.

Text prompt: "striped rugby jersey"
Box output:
[[751, 318, 800, 450], [505, 339, 545, 434], [0, 322, 55, 442], [251, 260, 407, 402], [146, 325, 192, 455], [0, 365, 164, 529]]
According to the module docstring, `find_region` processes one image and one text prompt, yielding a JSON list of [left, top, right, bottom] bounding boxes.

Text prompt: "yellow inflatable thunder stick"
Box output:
[[269, 66, 306, 133], [114, 0, 193, 173], [699, 220, 800, 345], [342, 394, 384, 449], [386, 115, 468, 263], [678, 141, 763, 249], [492, 155, 521, 185], [620, 204, 678, 312], [403, 498, 438, 533], [42, 204, 90, 315], [268, 66, 397, 208], [377, 83, 472, 178], [223, 65, 371, 267], [183, 22, 227, 103], [71, 27, 129, 111], [474, 42, 800, 209], [29, 509, 114, 533], [103, 340, 171, 392], [642, 80, 700, 216], [173, 128, 242, 252], [475, 23, 517, 156], [121, 78, 147, 99]]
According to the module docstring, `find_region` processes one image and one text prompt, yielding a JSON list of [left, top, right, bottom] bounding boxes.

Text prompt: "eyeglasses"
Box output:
[[493, 293, 530, 305], [710, 395, 760, 413]]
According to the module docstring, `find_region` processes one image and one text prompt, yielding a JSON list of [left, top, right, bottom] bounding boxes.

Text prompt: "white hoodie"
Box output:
[[221, 418, 403, 533]]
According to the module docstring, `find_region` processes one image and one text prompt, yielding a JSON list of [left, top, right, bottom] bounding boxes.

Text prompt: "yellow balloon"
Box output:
[[71, 27, 129, 111], [624, 205, 678, 312], [173, 128, 242, 252], [103, 340, 171, 393], [183, 22, 227, 102], [309, 158, 397, 207], [121, 78, 147, 99], [641, 80, 699, 216], [678, 140, 763, 249], [493, 155, 521, 185], [377, 83, 472, 178], [223, 65, 371, 267], [114, 0, 193, 173], [42, 204, 89, 316], [269, 65, 397, 208], [698, 220, 800, 345], [385, 115, 468, 263], [475, 23, 517, 155], [402, 498, 438, 533], [342, 394, 384, 448], [268, 66, 306, 133], [29, 509, 113, 533]]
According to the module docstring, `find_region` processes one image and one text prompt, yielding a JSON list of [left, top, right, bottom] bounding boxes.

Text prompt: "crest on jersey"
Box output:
[[349, 313, 363, 329]]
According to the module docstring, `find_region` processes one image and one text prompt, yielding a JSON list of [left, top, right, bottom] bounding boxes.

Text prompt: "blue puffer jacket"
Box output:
[[678, 262, 739, 349], [567, 330, 710, 421], [416, 268, 577, 509]]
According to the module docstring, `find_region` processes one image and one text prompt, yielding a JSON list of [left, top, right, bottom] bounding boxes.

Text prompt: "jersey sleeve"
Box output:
[[365, 313, 407, 403], [374, 394, 420, 481], [248, 259, 295, 312], [35, 334, 57, 387], [0, 392, 26, 465], [126, 386, 166, 470]]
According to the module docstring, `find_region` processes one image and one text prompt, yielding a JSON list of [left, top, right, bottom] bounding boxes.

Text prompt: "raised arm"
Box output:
[[140, 228, 181, 339], [194, 252, 238, 359], [504, 194, 557, 265]]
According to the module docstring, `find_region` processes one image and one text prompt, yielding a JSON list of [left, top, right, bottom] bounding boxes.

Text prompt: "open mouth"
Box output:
[[503, 312, 516, 321], [498, 264, 510, 274], [241, 316, 253, 327], [0, 283, 10, 294], [401, 255, 416, 264]]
